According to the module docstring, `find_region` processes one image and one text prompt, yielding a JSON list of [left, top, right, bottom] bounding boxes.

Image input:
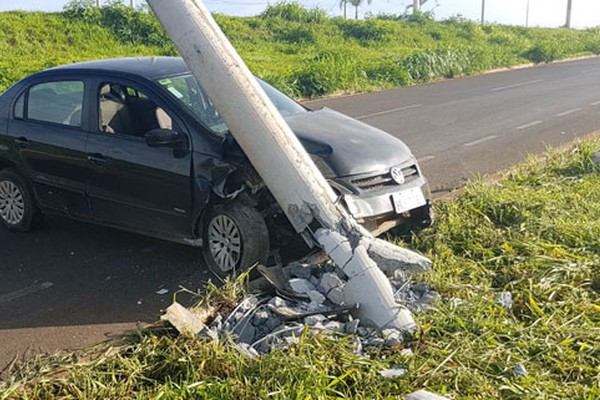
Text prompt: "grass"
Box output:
[[2, 2, 600, 98], [1, 140, 599, 399]]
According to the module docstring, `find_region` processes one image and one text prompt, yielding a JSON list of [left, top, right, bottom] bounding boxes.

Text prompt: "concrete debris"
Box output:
[[286, 262, 313, 280], [318, 272, 345, 294], [406, 390, 450, 400], [161, 252, 438, 357], [306, 290, 326, 306], [393, 281, 440, 312], [449, 297, 464, 307], [235, 343, 260, 359], [288, 278, 316, 295], [514, 362, 528, 377], [498, 291, 513, 310], [400, 348, 414, 358], [382, 329, 403, 346], [345, 318, 360, 335], [161, 302, 207, 337], [366, 238, 433, 275], [268, 296, 288, 308], [304, 314, 327, 326], [378, 367, 407, 378]]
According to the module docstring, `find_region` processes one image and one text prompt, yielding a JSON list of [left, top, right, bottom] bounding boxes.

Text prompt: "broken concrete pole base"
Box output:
[[316, 229, 417, 332]]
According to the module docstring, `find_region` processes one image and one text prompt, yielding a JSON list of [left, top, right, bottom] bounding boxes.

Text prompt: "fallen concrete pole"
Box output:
[[147, 0, 430, 332]]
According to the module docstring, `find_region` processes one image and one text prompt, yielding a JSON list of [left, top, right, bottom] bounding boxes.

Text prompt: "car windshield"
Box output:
[[157, 74, 306, 135]]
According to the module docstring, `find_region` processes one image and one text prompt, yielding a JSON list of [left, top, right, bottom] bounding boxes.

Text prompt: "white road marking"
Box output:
[[516, 120, 543, 130], [0, 282, 54, 305], [417, 155, 436, 162], [556, 108, 581, 117], [490, 79, 544, 92], [591, 100, 600, 106], [463, 135, 497, 147], [356, 104, 423, 120]]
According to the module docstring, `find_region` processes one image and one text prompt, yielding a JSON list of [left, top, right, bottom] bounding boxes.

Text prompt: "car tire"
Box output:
[[202, 201, 269, 280], [0, 169, 42, 232]]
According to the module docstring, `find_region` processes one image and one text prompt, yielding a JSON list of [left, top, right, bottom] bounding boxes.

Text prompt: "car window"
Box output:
[[14, 93, 24, 119], [25, 81, 84, 127], [98, 82, 174, 137], [156, 74, 306, 136]]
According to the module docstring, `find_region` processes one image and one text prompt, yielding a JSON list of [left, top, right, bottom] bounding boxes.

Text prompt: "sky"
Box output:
[[0, 0, 598, 28]]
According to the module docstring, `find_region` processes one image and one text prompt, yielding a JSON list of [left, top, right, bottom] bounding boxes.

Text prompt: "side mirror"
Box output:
[[145, 129, 183, 148]]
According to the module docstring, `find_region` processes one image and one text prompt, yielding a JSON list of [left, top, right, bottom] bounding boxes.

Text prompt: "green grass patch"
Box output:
[[2, 2, 600, 98], [2, 140, 599, 399]]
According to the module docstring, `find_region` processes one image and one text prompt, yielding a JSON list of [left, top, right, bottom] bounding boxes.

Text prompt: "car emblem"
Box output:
[[390, 167, 405, 185]]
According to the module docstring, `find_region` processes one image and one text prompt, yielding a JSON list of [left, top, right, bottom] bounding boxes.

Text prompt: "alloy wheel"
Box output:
[[0, 180, 25, 225], [207, 214, 242, 273]]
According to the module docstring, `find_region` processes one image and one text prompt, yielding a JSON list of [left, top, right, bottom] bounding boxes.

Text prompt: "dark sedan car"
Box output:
[[0, 57, 431, 277]]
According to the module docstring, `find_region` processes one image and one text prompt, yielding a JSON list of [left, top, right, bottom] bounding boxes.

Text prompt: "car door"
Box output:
[[7, 78, 91, 217], [85, 78, 193, 238]]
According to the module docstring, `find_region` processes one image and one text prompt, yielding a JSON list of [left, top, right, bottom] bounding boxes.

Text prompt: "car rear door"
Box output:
[[7, 78, 91, 217], [85, 78, 193, 238]]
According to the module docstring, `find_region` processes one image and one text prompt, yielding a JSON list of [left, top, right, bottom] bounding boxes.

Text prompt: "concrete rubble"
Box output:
[[163, 256, 438, 356], [514, 362, 528, 377]]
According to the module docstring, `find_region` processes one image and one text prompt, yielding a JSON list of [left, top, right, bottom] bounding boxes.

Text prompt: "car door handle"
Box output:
[[14, 137, 29, 148], [87, 154, 107, 166]]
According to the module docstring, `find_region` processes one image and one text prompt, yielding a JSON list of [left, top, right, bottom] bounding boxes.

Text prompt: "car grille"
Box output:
[[351, 165, 419, 192]]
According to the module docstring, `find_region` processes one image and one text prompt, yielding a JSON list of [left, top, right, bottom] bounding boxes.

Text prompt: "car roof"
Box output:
[[48, 57, 191, 80]]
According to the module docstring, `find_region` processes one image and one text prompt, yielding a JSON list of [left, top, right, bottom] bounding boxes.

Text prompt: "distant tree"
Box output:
[[339, 0, 372, 19], [406, 0, 429, 14]]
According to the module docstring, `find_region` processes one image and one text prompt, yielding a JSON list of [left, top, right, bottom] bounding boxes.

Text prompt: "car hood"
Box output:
[[284, 108, 413, 178]]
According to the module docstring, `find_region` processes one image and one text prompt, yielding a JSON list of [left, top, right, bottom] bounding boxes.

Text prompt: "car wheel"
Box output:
[[202, 201, 269, 280], [0, 169, 42, 232]]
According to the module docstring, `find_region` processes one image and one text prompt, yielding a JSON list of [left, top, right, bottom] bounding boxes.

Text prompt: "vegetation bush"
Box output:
[[1, 1, 600, 98]]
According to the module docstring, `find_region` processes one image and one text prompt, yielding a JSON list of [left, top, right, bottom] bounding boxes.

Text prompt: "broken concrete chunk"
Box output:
[[378, 367, 407, 378], [498, 291, 513, 310], [200, 326, 219, 341], [382, 329, 403, 345], [406, 390, 450, 400], [251, 310, 271, 327], [318, 272, 345, 294], [268, 296, 288, 308], [345, 318, 360, 335], [286, 262, 313, 280], [235, 343, 260, 359], [514, 362, 528, 377], [310, 276, 321, 287], [366, 238, 432, 275], [322, 320, 343, 332], [327, 287, 346, 306], [304, 314, 327, 326], [400, 348, 414, 358], [288, 278, 316, 295], [306, 290, 326, 305], [160, 302, 207, 337]]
